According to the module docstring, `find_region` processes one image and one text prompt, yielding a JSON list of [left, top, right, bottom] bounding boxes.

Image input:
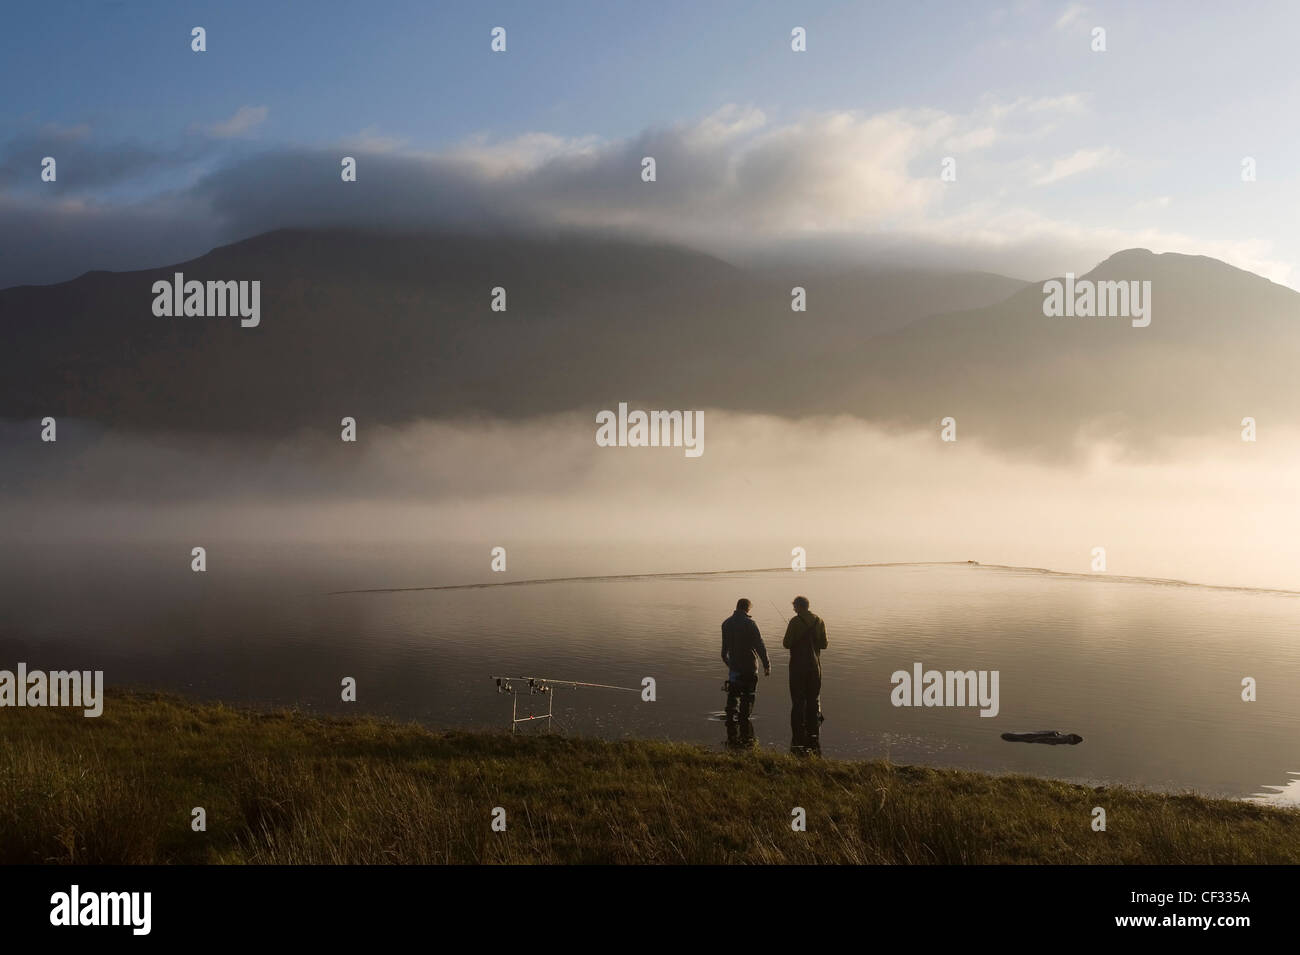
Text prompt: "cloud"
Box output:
[[1055, 4, 1088, 30], [440, 130, 603, 176], [0, 190, 220, 287], [0, 99, 1294, 290], [986, 93, 1088, 121], [340, 126, 409, 154], [0, 127, 198, 195], [1133, 195, 1172, 212], [171, 104, 971, 245], [1032, 146, 1120, 185], [205, 105, 269, 139]]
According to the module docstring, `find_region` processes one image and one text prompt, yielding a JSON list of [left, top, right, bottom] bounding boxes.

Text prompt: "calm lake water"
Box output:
[[2, 544, 1297, 805]]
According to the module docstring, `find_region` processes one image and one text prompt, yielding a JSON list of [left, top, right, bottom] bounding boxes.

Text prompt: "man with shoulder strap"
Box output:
[[721, 598, 771, 725], [782, 595, 828, 751]]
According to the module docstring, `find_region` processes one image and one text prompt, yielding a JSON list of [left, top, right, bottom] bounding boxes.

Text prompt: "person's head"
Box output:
[[792, 595, 810, 613], [735, 598, 752, 615]]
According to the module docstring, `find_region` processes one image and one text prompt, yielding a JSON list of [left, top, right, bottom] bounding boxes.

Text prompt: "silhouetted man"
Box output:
[[721, 598, 771, 724], [782, 595, 827, 750]]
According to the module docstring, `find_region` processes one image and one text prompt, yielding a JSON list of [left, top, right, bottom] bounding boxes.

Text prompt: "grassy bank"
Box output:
[[1, 691, 1296, 864]]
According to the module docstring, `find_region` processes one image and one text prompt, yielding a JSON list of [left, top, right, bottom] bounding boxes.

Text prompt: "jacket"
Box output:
[[782, 611, 827, 677], [721, 611, 770, 675]]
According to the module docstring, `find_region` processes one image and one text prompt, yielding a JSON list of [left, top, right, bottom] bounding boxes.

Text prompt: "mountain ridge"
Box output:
[[2, 227, 1294, 457]]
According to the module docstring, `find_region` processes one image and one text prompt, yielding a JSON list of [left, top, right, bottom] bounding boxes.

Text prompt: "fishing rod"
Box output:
[[491, 675, 640, 693], [490, 675, 640, 733], [765, 598, 791, 631]]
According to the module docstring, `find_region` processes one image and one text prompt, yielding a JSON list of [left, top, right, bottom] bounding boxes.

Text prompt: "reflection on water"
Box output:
[[1, 543, 1297, 805]]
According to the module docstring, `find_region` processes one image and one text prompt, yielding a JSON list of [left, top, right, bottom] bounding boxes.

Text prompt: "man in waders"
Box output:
[[721, 598, 771, 727], [782, 595, 828, 752]]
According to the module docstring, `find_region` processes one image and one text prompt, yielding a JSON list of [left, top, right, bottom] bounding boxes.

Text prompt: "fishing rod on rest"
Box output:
[[490, 674, 641, 734], [491, 675, 640, 694]]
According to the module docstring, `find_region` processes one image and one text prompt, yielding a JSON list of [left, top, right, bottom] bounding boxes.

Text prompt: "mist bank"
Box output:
[[3, 410, 1298, 593]]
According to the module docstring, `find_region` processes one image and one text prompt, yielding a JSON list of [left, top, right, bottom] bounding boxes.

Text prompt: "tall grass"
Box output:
[[0, 691, 1296, 864]]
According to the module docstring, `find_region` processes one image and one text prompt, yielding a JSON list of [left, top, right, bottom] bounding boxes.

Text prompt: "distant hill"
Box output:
[[0, 227, 1026, 433], [7, 230, 1296, 455], [843, 248, 1300, 454]]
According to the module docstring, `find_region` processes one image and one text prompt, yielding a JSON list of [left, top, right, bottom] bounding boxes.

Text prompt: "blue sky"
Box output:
[[3, 0, 1300, 286]]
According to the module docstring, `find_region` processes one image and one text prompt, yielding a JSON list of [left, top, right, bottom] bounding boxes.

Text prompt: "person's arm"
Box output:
[[782, 617, 797, 649], [751, 620, 771, 673], [721, 624, 730, 666], [816, 619, 828, 651]]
